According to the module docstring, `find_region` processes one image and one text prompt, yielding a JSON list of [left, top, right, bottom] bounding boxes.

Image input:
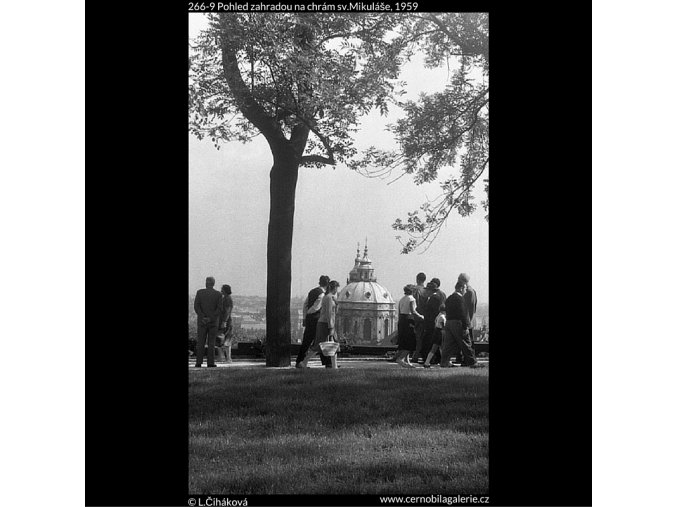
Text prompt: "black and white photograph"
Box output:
[[25, 0, 677, 505], [187, 8, 489, 500], [34, 1, 604, 506]]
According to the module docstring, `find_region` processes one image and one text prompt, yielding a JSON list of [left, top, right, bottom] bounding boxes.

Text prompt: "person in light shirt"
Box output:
[[297, 280, 340, 368], [395, 285, 424, 368]]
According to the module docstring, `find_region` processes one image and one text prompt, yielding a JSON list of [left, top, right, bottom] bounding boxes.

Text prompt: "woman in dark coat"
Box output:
[[218, 284, 234, 363]]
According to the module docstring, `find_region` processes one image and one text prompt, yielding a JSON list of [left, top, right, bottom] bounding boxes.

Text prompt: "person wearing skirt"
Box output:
[[396, 285, 424, 368]]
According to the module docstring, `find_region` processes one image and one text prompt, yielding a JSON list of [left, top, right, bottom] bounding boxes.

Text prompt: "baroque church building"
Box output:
[[337, 243, 398, 346]]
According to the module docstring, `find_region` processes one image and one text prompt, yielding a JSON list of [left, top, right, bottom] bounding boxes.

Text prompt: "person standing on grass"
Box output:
[[423, 304, 446, 368], [298, 280, 340, 368], [395, 285, 424, 368], [295, 275, 331, 368], [194, 276, 223, 368], [419, 278, 447, 364], [441, 281, 479, 368], [218, 284, 234, 363], [455, 273, 478, 364], [409, 272, 431, 364]]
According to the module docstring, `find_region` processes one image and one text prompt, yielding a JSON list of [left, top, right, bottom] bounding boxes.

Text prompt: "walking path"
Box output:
[[188, 357, 489, 370]]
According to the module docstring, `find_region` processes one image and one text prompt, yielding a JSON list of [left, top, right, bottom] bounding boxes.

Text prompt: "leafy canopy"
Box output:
[[189, 13, 489, 253], [348, 13, 489, 253], [189, 13, 405, 167]]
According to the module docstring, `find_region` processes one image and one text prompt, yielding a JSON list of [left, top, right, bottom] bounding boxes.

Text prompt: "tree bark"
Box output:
[[216, 15, 313, 366], [265, 142, 300, 367]]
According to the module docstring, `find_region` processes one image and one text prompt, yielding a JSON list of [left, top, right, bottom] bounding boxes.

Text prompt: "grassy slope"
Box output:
[[189, 367, 488, 494]]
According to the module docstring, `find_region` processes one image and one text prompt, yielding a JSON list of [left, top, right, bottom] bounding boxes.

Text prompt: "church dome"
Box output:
[[337, 241, 398, 346], [339, 281, 394, 304]]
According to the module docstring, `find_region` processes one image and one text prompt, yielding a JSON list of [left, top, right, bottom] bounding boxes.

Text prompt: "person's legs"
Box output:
[[455, 328, 474, 363], [420, 324, 434, 362], [424, 344, 440, 366], [431, 330, 443, 364], [316, 322, 334, 366], [195, 325, 207, 366], [439, 322, 453, 366], [299, 322, 326, 367], [299, 342, 320, 367], [448, 321, 470, 366], [206, 325, 217, 366], [396, 349, 414, 367], [410, 323, 425, 363], [459, 330, 477, 366], [295, 318, 317, 365]]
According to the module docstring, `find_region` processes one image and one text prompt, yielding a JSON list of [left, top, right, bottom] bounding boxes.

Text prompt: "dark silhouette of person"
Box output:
[[456, 273, 478, 364], [296, 275, 331, 367], [420, 277, 447, 363], [194, 276, 223, 368], [441, 281, 478, 367], [218, 284, 234, 363], [410, 272, 431, 363]]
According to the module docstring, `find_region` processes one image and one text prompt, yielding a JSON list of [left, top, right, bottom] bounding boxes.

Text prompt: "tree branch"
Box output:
[[217, 14, 287, 145], [252, 95, 336, 165], [300, 154, 335, 165], [424, 13, 489, 63]]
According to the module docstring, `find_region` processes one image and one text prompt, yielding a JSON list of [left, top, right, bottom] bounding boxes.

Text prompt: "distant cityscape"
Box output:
[[189, 294, 489, 344]]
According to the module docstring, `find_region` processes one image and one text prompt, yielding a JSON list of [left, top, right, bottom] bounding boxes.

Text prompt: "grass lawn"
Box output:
[[189, 364, 488, 495]]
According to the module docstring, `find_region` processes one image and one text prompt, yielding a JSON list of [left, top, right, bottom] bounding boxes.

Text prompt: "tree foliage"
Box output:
[[189, 13, 405, 167], [348, 13, 489, 253], [190, 13, 489, 256]]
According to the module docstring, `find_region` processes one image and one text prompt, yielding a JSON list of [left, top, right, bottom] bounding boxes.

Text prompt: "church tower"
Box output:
[[337, 241, 398, 346]]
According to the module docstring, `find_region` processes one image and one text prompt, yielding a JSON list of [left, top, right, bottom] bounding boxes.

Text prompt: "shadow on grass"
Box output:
[[189, 368, 488, 494], [190, 368, 488, 433]]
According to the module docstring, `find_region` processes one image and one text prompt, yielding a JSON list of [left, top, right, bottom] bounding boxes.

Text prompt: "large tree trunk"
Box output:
[[265, 144, 300, 367]]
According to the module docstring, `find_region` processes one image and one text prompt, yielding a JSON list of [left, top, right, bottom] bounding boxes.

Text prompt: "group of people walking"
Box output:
[[295, 276, 341, 368], [193, 271, 482, 370], [193, 277, 234, 367], [395, 272, 482, 369]]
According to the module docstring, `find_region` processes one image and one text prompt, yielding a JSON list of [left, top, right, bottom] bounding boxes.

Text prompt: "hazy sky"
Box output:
[[188, 14, 489, 303]]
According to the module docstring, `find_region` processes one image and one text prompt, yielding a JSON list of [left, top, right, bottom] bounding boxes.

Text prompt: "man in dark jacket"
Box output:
[[409, 272, 431, 364], [456, 273, 478, 364], [295, 275, 331, 368], [441, 281, 477, 367], [418, 278, 447, 363], [194, 276, 223, 367]]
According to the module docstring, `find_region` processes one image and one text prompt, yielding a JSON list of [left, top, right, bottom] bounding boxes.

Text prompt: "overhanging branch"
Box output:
[[300, 155, 335, 165]]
